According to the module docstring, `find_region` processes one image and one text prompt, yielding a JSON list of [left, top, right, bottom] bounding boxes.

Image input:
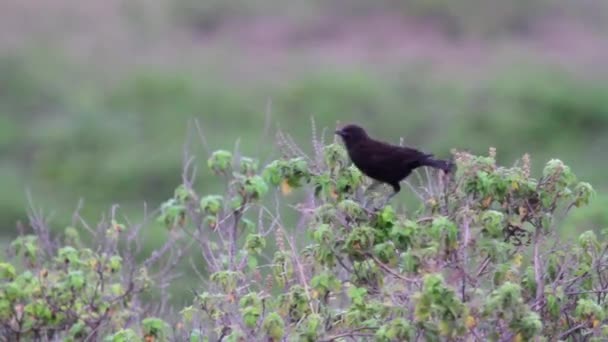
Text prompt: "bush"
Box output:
[[0, 127, 605, 341]]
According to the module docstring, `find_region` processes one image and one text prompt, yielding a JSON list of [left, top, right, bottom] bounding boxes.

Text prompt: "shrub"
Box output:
[[0, 126, 605, 341]]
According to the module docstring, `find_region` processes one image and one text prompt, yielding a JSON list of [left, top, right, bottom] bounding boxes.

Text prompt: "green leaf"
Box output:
[[244, 234, 266, 255], [0, 263, 16, 280], [64, 226, 81, 245], [347, 286, 367, 306], [103, 329, 141, 342], [430, 216, 458, 248], [546, 294, 560, 319], [200, 195, 223, 215], [262, 312, 285, 340], [378, 205, 396, 226], [573, 181, 595, 207], [311, 272, 341, 297], [481, 210, 504, 239], [189, 329, 207, 342], [376, 318, 412, 341], [208, 150, 233, 174], [391, 219, 418, 250], [337, 199, 365, 219], [210, 271, 241, 293], [11, 235, 39, 263], [575, 298, 604, 321], [345, 226, 375, 256], [579, 230, 599, 251], [174, 184, 195, 202], [300, 313, 322, 340], [157, 198, 186, 229], [0, 299, 12, 319], [25, 301, 52, 322], [243, 175, 269, 199], [240, 157, 259, 175], [230, 195, 244, 210], [68, 271, 86, 290], [4, 282, 23, 301], [262, 159, 284, 186], [323, 143, 348, 169], [242, 306, 261, 328], [180, 306, 196, 323], [272, 251, 293, 288], [285, 157, 310, 188], [401, 251, 420, 273], [68, 321, 88, 339], [110, 283, 123, 296], [108, 255, 122, 272], [142, 317, 169, 338], [373, 242, 398, 266]]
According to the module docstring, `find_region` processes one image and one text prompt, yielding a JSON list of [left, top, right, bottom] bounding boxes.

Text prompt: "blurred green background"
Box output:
[[2, 0, 608, 241]]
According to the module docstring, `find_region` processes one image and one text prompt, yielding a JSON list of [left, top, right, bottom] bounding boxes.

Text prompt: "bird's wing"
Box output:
[[351, 141, 428, 179], [366, 141, 429, 165]]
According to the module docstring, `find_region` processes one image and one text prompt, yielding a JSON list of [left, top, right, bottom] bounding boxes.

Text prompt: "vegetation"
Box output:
[[3, 57, 608, 233], [1, 127, 605, 340], [3, 0, 608, 235], [2, 2, 608, 339]]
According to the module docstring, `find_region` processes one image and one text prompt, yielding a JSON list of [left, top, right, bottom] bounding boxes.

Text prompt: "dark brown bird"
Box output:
[[335, 124, 453, 205]]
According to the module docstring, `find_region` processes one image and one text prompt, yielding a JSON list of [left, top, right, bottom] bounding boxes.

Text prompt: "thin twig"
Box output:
[[558, 323, 585, 340], [282, 227, 316, 314], [370, 255, 419, 283]]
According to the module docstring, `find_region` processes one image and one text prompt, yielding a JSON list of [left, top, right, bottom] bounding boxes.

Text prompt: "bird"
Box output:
[[335, 124, 454, 206]]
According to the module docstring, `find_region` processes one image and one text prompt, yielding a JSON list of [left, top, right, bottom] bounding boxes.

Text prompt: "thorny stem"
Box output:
[[230, 209, 243, 271], [558, 323, 585, 340], [283, 230, 316, 314], [476, 256, 492, 278], [461, 204, 471, 302], [369, 254, 419, 283], [533, 223, 544, 322]]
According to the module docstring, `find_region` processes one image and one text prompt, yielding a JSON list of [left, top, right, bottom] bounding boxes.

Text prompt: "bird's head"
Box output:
[[335, 124, 369, 145]]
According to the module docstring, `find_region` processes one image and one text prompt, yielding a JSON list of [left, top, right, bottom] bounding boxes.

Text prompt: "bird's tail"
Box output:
[[422, 155, 455, 173]]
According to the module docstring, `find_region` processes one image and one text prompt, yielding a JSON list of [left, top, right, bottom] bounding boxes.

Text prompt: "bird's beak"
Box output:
[[335, 129, 344, 137]]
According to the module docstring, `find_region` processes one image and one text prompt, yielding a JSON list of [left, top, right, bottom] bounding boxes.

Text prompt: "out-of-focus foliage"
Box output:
[[3, 56, 608, 234]]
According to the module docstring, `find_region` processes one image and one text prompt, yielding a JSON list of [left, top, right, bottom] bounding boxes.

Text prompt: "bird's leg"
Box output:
[[379, 191, 398, 208], [378, 183, 401, 208], [362, 180, 381, 208]]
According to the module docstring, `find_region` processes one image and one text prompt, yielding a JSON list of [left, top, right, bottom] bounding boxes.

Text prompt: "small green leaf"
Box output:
[[142, 317, 169, 339], [208, 150, 233, 174], [68, 271, 85, 290], [181, 305, 196, 324], [0, 263, 16, 280], [262, 312, 285, 340], [200, 195, 223, 215], [103, 329, 141, 342], [245, 234, 266, 254], [108, 255, 122, 272], [240, 157, 259, 175]]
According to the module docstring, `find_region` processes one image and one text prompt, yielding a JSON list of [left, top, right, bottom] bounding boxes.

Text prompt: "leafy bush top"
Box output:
[[0, 129, 604, 342]]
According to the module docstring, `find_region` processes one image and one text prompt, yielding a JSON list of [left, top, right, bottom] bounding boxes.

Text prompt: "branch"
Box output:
[[532, 223, 544, 314], [369, 254, 419, 283], [283, 228, 316, 315], [229, 209, 243, 271], [558, 323, 585, 340], [320, 327, 376, 342]]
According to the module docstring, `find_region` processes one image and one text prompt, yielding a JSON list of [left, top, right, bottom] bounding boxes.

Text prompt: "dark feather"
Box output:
[[335, 124, 453, 196]]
